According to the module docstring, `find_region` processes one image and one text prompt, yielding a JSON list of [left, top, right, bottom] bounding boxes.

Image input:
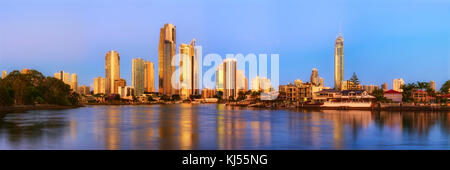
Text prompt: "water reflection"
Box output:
[[0, 105, 449, 149]]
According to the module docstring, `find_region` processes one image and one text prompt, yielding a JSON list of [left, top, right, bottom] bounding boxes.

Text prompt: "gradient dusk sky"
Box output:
[[0, 0, 449, 89]]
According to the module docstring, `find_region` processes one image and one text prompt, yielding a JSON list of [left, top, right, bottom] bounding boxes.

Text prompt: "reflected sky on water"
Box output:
[[0, 104, 449, 150]]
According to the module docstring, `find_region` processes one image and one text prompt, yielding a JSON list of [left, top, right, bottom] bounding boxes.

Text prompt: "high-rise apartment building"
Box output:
[[430, 81, 436, 91], [144, 61, 155, 93], [310, 68, 319, 86], [132, 58, 145, 96], [105, 50, 120, 94], [179, 39, 200, 99], [223, 58, 237, 99], [236, 70, 247, 93], [70, 73, 78, 92], [158, 23, 176, 96], [319, 77, 324, 87], [2, 70, 7, 79], [215, 63, 224, 92], [93, 76, 106, 94], [393, 78, 405, 92], [334, 34, 344, 90], [54, 71, 70, 84]]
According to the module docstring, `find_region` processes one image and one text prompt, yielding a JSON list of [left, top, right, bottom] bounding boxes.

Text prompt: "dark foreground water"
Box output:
[[0, 104, 449, 150]]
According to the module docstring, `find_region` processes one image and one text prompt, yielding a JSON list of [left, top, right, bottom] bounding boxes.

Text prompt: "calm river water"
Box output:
[[0, 104, 449, 149]]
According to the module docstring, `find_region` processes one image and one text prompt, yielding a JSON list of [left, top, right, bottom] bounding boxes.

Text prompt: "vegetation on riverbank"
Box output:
[[0, 70, 80, 107]]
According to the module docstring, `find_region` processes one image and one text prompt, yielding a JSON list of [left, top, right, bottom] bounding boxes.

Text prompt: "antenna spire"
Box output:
[[339, 21, 342, 35]]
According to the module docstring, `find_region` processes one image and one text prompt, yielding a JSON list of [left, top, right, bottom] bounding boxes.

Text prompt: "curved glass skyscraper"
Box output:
[[334, 34, 344, 90]]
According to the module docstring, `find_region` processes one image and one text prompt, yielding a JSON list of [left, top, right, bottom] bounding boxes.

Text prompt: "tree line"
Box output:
[[0, 70, 79, 106]]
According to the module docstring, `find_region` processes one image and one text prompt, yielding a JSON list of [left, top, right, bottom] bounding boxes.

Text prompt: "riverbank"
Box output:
[[0, 104, 84, 113]]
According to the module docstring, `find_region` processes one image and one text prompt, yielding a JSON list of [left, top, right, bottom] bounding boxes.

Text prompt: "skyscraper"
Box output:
[[310, 68, 319, 86], [70, 73, 78, 92], [2, 70, 7, 79], [159, 23, 176, 96], [179, 39, 200, 99], [223, 58, 237, 99], [94, 76, 106, 94], [132, 58, 145, 96], [393, 78, 405, 92], [334, 33, 344, 90], [105, 50, 120, 94], [144, 61, 155, 93], [319, 77, 324, 87]]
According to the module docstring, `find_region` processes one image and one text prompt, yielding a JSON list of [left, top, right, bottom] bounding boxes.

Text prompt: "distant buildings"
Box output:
[[393, 78, 404, 92], [105, 50, 120, 94], [78, 85, 91, 95], [236, 70, 247, 93], [334, 33, 344, 90], [362, 84, 379, 93], [430, 81, 436, 91], [93, 76, 106, 94], [382, 83, 388, 91], [310, 68, 319, 86], [132, 58, 145, 96], [251, 76, 260, 92], [294, 79, 303, 87], [144, 61, 155, 93], [159, 23, 177, 96]]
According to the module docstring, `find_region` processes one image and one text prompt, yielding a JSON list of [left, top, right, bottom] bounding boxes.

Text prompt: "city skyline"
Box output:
[[0, 0, 449, 89]]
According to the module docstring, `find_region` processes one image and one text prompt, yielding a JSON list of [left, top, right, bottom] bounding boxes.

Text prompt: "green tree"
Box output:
[[348, 72, 360, 90], [372, 89, 388, 102], [237, 91, 246, 101], [440, 80, 450, 94]]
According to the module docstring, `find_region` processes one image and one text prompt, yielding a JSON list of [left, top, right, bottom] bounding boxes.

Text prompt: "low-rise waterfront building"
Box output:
[[383, 89, 403, 102]]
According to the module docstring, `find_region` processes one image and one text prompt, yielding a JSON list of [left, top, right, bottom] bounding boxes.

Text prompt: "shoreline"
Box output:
[[0, 104, 84, 113]]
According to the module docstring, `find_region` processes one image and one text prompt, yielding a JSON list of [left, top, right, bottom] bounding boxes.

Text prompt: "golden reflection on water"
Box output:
[[1, 105, 449, 149]]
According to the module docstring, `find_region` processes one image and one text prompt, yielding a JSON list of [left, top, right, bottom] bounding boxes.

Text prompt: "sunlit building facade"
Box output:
[[2, 70, 7, 79], [70, 73, 78, 92], [310, 68, 319, 86], [159, 23, 177, 96], [179, 39, 200, 99], [215, 63, 224, 93], [223, 58, 237, 99], [93, 76, 106, 94], [393, 78, 404, 92], [132, 58, 145, 96], [144, 61, 155, 93], [105, 50, 120, 94], [334, 34, 344, 90], [54, 71, 70, 84]]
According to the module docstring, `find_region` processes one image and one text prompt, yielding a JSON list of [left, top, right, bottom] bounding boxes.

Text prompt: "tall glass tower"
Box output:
[[158, 23, 176, 95], [105, 50, 120, 94], [334, 34, 344, 90]]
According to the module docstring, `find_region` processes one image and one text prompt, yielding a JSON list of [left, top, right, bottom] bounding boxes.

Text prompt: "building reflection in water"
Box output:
[[216, 105, 271, 150], [1, 105, 449, 149]]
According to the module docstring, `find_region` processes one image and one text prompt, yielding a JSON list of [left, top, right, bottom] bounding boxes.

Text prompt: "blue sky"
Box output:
[[0, 0, 449, 89]]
